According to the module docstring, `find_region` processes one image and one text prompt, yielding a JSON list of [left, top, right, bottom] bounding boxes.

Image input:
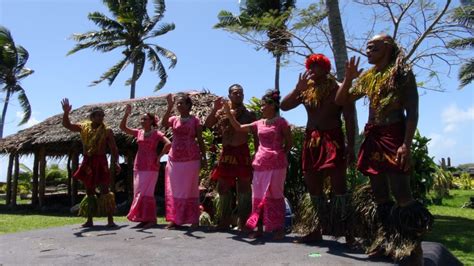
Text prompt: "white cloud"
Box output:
[[15, 111, 41, 129], [427, 133, 457, 164], [442, 104, 474, 133]]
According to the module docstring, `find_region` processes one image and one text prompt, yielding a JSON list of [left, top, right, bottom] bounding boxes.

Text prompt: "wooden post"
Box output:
[[10, 154, 19, 207], [109, 154, 116, 193], [127, 151, 134, 200], [38, 147, 46, 208], [5, 153, 14, 205], [67, 153, 72, 201], [71, 151, 79, 205], [32, 151, 40, 206]]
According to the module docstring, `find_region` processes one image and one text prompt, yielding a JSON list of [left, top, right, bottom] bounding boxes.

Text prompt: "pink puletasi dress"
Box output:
[[165, 116, 201, 225], [246, 117, 289, 232], [127, 129, 165, 223]]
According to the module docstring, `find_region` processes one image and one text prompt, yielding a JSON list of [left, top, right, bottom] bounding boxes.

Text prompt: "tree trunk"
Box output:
[[326, 0, 359, 134], [38, 148, 46, 208], [5, 153, 14, 205], [11, 154, 19, 207], [130, 63, 138, 99], [32, 151, 39, 207], [275, 54, 281, 92], [0, 90, 12, 139], [326, 0, 348, 81]]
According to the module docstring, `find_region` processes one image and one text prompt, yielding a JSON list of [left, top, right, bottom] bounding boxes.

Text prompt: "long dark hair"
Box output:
[[261, 89, 281, 112]]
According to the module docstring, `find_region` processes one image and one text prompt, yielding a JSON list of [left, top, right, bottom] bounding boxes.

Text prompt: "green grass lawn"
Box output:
[[426, 189, 474, 266], [1, 190, 473, 264]]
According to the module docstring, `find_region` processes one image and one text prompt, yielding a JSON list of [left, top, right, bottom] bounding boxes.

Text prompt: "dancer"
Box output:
[[205, 84, 256, 231], [120, 104, 171, 229], [336, 34, 432, 264], [281, 53, 356, 243], [61, 98, 120, 227], [162, 93, 206, 229], [224, 89, 292, 240]]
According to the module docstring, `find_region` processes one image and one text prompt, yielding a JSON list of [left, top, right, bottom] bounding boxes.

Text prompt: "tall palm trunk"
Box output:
[[0, 89, 12, 138], [326, 0, 348, 81], [326, 0, 359, 134], [275, 54, 281, 92], [130, 63, 138, 99]]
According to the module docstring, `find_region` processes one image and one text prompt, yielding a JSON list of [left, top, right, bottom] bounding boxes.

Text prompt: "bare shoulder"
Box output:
[[239, 108, 257, 123]]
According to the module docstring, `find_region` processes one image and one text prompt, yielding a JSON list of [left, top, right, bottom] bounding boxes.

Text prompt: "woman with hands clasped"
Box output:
[[223, 89, 292, 240], [161, 93, 207, 229], [120, 104, 171, 229]]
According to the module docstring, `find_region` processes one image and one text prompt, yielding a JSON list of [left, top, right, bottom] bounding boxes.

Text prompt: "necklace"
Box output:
[[143, 130, 152, 137], [180, 115, 191, 122], [264, 116, 279, 126]]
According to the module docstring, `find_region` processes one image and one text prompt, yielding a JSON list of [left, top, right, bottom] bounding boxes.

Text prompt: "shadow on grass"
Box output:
[[425, 214, 474, 255]]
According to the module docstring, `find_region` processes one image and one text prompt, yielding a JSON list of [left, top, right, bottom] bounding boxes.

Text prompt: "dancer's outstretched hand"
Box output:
[[345, 56, 363, 81], [166, 94, 174, 110], [61, 98, 72, 113]]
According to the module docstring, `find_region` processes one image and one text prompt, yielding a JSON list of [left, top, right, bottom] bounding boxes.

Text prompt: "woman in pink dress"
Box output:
[[224, 89, 292, 240], [161, 93, 207, 229], [120, 104, 171, 229]]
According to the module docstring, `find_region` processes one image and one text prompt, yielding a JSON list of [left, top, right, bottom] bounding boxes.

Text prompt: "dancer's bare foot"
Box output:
[[142, 222, 156, 229], [106, 222, 117, 228], [209, 224, 229, 232], [165, 222, 176, 230], [81, 221, 93, 228], [367, 247, 386, 259], [248, 231, 263, 239], [272, 229, 285, 241], [293, 231, 322, 243]]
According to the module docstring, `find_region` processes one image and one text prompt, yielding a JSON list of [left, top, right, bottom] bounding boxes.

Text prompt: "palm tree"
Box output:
[[448, 1, 473, 88], [325, 0, 348, 82], [215, 0, 296, 92], [0, 26, 34, 138], [68, 0, 177, 99]]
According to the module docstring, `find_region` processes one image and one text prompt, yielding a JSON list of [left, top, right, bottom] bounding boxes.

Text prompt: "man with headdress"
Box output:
[[61, 98, 121, 227], [335, 34, 432, 264], [281, 53, 356, 243], [205, 84, 257, 231]]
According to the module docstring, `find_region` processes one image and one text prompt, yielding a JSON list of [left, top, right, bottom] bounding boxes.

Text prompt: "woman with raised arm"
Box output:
[[120, 104, 171, 229], [161, 93, 207, 229], [224, 89, 292, 240]]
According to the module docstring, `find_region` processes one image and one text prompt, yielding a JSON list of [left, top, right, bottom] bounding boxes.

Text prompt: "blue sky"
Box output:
[[0, 0, 472, 181]]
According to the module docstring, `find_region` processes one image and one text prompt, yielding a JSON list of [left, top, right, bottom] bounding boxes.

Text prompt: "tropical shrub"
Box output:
[[410, 131, 437, 203], [431, 166, 452, 204], [45, 164, 68, 186]]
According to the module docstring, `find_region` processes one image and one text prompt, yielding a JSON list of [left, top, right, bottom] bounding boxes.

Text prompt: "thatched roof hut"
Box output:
[[0, 91, 218, 208]]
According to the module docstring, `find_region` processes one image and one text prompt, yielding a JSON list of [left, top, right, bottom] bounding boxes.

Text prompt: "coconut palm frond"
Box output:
[[149, 23, 175, 38], [91, 57, 129, 86], [459, 58, 474, 88], [447, 37, 474, 49], [125, 51, 146, 86], [15, 85, 32, 125], [151, 0, 166, 23], [88, 12, 125, 31], [17, 68, 34, 80], [152, 44, 177, 68], [14, 45, 29, 72], [147, 47, 167, 91]]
